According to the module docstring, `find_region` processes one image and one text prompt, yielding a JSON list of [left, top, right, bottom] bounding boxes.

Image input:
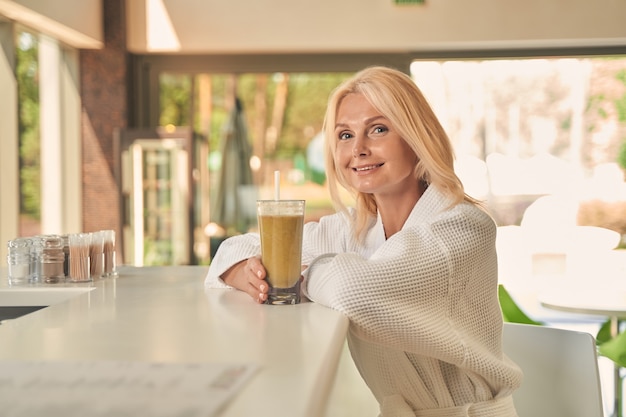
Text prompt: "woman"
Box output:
[[206, 66, 522, 417]]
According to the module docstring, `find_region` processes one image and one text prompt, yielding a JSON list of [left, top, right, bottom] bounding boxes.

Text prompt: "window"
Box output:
[[16, 30, 41, 237], [156, 71, 352, 263], [411, 57, 626, 233]]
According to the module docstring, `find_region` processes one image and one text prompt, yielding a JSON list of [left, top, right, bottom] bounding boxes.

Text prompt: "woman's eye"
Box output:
[[338, 131, 353, 140], [371, 125, 388, 135]]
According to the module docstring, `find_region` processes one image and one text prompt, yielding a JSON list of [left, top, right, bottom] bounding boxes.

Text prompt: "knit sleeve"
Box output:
[[204, 233, 261, 288], [205, 211, 354, 287], [301, 211, 353, 265], [304, 208, 499, 366]]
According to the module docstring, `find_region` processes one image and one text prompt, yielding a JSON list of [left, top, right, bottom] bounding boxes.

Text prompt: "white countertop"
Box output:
[[0, 266, 350, 417]]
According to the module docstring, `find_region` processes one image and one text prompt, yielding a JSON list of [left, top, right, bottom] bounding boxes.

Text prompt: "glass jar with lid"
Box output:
[[7, 238, 32, 285], [40, 235, 65, 284]]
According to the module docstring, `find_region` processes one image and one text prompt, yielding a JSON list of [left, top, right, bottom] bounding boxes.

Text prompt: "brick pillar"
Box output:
[[79, 0, 127, 263]]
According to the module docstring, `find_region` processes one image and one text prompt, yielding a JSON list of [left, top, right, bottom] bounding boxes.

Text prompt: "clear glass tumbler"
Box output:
[[257, 200, 305, 305]]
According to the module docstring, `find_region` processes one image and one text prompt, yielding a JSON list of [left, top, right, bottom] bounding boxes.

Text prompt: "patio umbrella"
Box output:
[[211, 98, 256, 234]]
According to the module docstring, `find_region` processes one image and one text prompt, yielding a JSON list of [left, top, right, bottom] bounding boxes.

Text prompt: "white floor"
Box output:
[[324, 341, 378, 417]]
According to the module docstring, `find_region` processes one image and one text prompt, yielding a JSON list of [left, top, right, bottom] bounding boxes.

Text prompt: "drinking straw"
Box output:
[[274, 170, 280, 201]]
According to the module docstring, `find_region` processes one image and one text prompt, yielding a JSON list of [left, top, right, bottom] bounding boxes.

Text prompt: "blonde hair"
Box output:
[[323, 66, 479, 241]]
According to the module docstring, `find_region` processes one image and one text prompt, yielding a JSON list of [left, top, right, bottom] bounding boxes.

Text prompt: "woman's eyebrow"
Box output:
[[365, 115, 386, 124], [335, 115, 386, 130]]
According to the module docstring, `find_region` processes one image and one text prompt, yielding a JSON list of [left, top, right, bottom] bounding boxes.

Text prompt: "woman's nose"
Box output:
[[352, 135, 369, 157]]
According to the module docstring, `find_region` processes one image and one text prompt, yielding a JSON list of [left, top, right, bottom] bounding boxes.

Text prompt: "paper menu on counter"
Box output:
[[0, 360, 259, 417]]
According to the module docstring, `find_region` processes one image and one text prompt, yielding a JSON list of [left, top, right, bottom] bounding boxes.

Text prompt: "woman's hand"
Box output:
[[221, 257, 269, 304]]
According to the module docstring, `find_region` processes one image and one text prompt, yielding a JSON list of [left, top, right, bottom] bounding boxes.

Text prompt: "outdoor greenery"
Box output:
[[159, 74, 192, 127], [16, 31, 40, 227], [160, 72, 351, 161], [498, 285, 544, 326]]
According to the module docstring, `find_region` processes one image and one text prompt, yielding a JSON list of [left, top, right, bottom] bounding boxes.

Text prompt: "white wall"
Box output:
[[0, 0, 102, 48], [0, 4, 88, 261], [0, 21, 19, 263], [127, 0, 626, 54]]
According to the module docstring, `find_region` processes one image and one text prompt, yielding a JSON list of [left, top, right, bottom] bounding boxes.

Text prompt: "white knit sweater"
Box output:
[[206, 186, 522, 417]]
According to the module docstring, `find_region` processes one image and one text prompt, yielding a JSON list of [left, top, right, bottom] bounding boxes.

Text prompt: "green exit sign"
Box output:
[[394, 0, 425, 4]]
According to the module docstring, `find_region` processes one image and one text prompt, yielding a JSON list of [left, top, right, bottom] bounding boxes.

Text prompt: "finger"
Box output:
[[247, 257, 266, 279], [244, 258, 268, 302], [244, 280, 266, 303], [256, 286, 268, 303], [248, 277, 267, 300], [246, 257, 267, 289]]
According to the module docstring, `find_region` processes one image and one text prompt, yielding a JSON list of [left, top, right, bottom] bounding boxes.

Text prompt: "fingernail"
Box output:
[[260, 284, 265, 291], [257, 270, 262, 278]]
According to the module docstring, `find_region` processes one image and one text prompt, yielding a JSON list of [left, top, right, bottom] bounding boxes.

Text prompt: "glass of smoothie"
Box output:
[[257, 199, 305, 305]]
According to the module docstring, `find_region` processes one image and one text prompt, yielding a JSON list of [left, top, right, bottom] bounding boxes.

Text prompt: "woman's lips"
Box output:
[[352, 163, 384, 173], [352, 163, 384, 175]]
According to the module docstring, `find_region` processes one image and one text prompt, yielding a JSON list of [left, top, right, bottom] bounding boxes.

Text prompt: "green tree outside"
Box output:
[[16, 31, 41, 228]]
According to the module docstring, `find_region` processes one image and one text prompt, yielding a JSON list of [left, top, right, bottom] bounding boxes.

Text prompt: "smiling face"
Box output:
[[334, 93, 420, 202]]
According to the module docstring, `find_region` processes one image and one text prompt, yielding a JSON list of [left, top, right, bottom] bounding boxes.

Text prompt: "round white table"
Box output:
[[540, 288, 626, 417]]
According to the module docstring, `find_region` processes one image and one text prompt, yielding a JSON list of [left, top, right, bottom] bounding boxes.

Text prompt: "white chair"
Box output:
[[502, 323, 604, 417]]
